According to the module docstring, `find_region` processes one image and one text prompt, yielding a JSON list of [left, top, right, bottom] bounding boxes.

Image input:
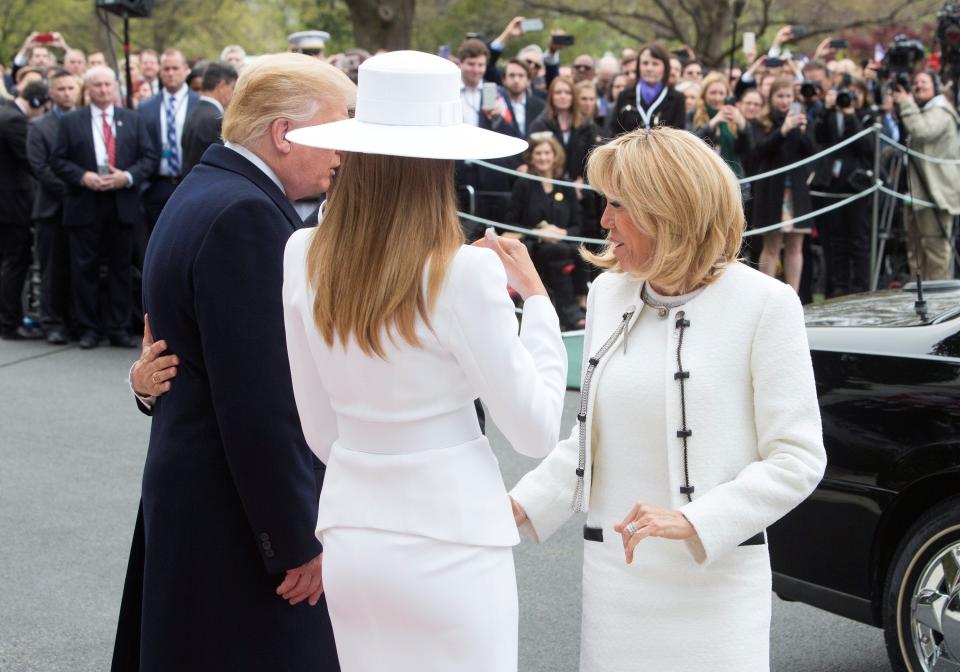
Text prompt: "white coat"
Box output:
[[511, 262, 827, 671]]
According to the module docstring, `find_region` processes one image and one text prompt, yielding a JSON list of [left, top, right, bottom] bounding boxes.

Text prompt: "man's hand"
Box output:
[[81, 171, 106, 191], [19, 32, 41, 54], [276, 553, 324, 606], [496, 16, 525, 45], [131, 314, 179, 398], [101, 168, 130, 190], [772, 25, 793, 50], [892, 87, 913, 106], [813, 37, 836, 62]]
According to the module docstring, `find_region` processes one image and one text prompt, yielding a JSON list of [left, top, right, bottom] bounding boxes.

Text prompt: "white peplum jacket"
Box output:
[[281, 229, 568, 548]]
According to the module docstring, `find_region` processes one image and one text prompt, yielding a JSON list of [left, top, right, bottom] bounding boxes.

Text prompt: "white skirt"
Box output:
[[321, 527, 518, 672]]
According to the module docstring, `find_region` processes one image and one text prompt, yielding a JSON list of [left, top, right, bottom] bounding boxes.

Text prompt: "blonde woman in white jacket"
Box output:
[[510, 126, 827, 672]]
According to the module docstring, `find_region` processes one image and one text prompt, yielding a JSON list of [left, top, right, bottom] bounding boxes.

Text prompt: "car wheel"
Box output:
[[883, 498, 960, 672]]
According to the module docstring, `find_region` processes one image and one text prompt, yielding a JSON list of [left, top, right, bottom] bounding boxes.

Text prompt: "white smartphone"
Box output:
[[481, 82, 498, 111], [789, 102, 803, 117], [743, 32, 756, 55], [520, 18, 544, 33]]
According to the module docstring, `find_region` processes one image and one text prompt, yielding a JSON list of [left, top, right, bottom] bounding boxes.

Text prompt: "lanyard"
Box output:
[[634, 84, 668, 128]]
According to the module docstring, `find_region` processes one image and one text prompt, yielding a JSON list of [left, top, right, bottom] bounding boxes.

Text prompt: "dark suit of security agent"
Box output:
[[51, 74, 157, 348], [0, 82, 46, 340], [180, 61, 238, 175], [138, 76, 199, 234], [136, 142, 337, 670]]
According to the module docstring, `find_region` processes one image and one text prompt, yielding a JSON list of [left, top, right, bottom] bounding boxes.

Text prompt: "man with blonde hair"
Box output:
[[113, 52, 355, 671]]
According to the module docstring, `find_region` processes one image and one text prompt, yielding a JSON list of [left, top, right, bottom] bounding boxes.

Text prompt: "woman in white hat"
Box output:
[[282, 51, 567, 671]]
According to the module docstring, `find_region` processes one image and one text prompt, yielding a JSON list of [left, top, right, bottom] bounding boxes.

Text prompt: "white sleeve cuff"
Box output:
[[128, 362, 155, 408]]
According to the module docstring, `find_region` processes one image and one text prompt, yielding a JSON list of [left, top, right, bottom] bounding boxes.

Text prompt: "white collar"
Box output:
[[13, 99, 29, 116], [224, 141, 286, 195], [510, 92, 526, 105], [163, 84, 189, 101], [93, 103, 115, 118], [199, 95, 224, 114]]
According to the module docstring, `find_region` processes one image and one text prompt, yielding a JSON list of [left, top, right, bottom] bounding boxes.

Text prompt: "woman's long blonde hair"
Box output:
[[692, 72, 738, 137], [306, 153, 463, 358]]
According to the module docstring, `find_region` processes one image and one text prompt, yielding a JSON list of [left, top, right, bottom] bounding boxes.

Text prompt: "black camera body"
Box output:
[[835, 89, 853, 109], [799, 79, 822, 100], [878, 34, 926, 79]]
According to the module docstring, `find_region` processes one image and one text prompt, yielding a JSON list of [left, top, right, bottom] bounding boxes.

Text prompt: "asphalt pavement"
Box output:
[[0, 338, 893, 671]]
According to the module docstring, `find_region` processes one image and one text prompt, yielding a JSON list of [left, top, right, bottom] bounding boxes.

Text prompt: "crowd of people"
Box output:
[[1, 19, 958, 344]]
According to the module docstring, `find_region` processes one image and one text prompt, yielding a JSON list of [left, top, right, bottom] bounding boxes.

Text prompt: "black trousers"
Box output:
[[68, 196, 133, 338], [35, 213, 72, 333], [0, 224, 32, 335], [531, 241, 582, 329], [816, 193, 871, 296]]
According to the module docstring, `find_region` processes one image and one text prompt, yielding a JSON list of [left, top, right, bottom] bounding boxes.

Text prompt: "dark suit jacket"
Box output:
[[138, 88, 199, 181], [610, 85, 686, 136], [136, 144, 335, 670], [503, 93, 545, 138], [505, 178, 582, 234], [0, 103, 35, 227], [528, 114, 599, 181], [51, 106, 157, 227], [181, 98, 222, 175], [26, 110, 66, 220]]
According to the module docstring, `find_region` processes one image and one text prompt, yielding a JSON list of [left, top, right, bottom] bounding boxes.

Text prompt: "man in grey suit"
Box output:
[[26, 68, 79, 344], [181, 60, 237, 175]]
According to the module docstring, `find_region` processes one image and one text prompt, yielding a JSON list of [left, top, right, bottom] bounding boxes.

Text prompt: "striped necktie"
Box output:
[[166, 94, 180, 175]]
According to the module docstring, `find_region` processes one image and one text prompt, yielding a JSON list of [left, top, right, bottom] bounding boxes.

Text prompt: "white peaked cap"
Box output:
[[286, 50, 528, 160]]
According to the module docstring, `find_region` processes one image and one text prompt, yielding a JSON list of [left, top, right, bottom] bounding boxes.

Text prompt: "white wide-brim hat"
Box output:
[[286, 50, 528, 160]]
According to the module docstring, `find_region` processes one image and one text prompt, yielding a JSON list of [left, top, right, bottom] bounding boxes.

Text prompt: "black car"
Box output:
[[769, 280, 960, 672]]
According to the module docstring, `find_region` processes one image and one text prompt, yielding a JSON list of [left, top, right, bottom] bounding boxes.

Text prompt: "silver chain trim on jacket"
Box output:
[[571, 307, 636, 513]]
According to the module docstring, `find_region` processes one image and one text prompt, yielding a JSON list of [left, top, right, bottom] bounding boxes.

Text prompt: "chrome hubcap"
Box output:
[[913, 543, 960, 671]]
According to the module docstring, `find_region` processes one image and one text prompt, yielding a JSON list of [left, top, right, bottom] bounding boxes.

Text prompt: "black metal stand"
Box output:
[[728, 0, 747, 79], [123, 11, 133, 109]]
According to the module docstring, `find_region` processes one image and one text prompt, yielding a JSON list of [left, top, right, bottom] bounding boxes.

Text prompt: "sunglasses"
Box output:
[[573, 64, 593, 71], [524, 59, 543, 69]]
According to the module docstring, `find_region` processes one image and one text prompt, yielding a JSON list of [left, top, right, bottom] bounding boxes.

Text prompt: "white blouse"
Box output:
[[281, 230, 568, 547]]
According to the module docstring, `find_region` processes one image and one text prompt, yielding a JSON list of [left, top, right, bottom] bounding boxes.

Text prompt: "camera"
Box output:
[[724, 95, 737, 106], [835, 89, 853, 108], [799, 79, 822, 100], [878, 34, 925, 79]]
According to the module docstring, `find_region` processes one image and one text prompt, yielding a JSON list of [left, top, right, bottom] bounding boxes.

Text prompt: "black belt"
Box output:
[[583, 525, 765, 546]]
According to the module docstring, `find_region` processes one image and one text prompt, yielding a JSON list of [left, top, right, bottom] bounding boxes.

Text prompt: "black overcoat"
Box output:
[[751, 113, 818, 231], [132, 144, 337, 671]]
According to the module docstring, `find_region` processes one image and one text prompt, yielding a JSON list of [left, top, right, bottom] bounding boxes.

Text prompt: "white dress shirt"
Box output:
[[224, 141, 285, 195], [511, 93, 527, 136], [461, 84, 481, 127], [158, 84, 190, 176], [89, 104, 133, 186]]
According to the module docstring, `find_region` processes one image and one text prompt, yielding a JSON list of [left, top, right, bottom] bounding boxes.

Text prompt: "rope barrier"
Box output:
[[459, 181, 880, 244], [466, 160, 594, 191], [742, 182, 880, 236], [879, 135, 960, 166], [878, 184, 938, 208], [457, 212, 607, 245], [736, 127, 875, 184]]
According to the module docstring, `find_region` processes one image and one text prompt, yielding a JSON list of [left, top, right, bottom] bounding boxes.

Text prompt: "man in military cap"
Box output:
[[288, 31, 330, 59]]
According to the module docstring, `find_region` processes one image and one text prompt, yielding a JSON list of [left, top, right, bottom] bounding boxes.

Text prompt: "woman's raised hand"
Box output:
[[473, 228, 548, 301]]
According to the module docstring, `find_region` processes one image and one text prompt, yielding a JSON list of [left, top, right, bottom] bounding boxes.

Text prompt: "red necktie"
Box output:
[[102, 110, 116, 167]]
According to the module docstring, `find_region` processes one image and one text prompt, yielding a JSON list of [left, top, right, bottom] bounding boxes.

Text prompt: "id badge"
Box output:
[[831, 159, 843, 179], [97, 162, 111, 176], [161, 146, 172, 160]]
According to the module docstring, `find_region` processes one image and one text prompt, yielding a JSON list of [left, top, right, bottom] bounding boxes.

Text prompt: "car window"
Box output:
[[931, 328, 960, 357]]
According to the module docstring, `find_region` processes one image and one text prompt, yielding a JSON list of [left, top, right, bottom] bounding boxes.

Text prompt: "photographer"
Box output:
[[893, 71, 960, 280], [811, 79, 875, 295]]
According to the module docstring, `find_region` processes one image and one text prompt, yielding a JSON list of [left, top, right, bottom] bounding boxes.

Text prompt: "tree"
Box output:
[[344, 0, 416, 51], [520, 0, 943, 66]]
